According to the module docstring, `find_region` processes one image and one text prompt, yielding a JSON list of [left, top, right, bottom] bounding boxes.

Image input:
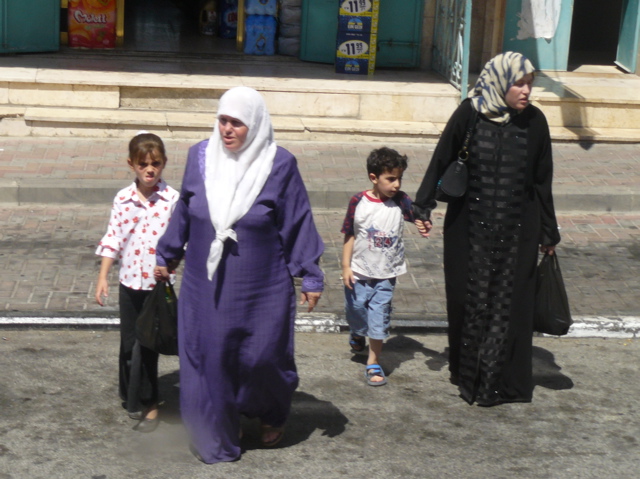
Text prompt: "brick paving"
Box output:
[[1, 138, 640, 209], [0, 138, 639, 322], [1, 203, 639, 320]]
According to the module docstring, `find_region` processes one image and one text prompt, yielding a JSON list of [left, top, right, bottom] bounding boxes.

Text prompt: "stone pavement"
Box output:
[[1, 138, 640, 210], [0, 139, 639, 335]]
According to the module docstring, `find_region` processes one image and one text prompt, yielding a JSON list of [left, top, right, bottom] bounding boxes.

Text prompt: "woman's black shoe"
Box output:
[[133, 415, 159, 433]]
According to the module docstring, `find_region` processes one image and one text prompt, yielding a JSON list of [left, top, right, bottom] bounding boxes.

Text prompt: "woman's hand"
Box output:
[[540, 245, 556, 255], [300, 291, 321, 312], [154, 266, 171, 282], [414, 219, 433, 238]]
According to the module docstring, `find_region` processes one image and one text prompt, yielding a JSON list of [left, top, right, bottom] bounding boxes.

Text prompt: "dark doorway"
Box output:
[[122, 0, 237, 55], [568, 0, 623, 69]]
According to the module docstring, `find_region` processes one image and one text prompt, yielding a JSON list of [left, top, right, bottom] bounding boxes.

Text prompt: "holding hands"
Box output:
[[414, 219, 433, 238]]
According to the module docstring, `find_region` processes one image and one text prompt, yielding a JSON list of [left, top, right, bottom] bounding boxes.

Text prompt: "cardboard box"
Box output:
[[335, 57, 371, 75], [338, 15, 373, 33], [335, 0, 379, 75], [339, 0, 374, 16]]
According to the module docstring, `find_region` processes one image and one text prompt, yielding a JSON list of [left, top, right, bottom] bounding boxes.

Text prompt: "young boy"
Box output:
[[341, 147, 419, 386]]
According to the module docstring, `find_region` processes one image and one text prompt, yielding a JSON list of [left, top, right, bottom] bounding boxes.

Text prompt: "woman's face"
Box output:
[[505, 73, 534, 110], [218, 115, 249, 152]]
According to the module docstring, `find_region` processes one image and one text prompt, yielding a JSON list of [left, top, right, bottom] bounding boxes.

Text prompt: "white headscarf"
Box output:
[[470, 51, 535, 124], [204, 86, 277, 280]]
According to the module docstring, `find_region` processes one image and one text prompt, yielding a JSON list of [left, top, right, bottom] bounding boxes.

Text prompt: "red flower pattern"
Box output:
[[96, 181, 178, 291]]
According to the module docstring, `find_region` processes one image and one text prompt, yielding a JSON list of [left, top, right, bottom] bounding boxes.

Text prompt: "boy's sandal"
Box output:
[[260, 424, 285, 448], [349, 333, 366, 354], [364, 364, 387, 387]]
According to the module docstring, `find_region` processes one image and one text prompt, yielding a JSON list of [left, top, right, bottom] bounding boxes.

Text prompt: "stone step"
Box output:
[[0, 105, 442, 142], [4, 104, 640, 144], [2, 62, 640, 142]]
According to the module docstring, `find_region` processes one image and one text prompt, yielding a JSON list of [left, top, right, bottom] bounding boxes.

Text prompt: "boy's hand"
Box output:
[[414, 219, 433, 238], [342, 268, 356, 289], [300, 291, 321, 312], [95, 279, 109, 306]]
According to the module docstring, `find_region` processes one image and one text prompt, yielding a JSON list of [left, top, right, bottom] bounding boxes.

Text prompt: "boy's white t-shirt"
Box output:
[[341, 190, 415, 280]]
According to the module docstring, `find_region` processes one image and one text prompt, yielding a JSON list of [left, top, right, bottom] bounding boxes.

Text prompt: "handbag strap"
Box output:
[[457, 109, 479, 162]]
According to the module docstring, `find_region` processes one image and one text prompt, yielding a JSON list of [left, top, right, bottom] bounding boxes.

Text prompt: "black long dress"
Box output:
[[414, 99, 561, 406]]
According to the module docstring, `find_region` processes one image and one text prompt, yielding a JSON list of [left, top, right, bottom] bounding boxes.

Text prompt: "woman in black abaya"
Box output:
[[413, 52, 561, 406]]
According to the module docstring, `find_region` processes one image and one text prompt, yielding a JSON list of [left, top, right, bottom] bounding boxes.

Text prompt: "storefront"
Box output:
[[502, 0, 640, 73], [2, 1, 639, 84]]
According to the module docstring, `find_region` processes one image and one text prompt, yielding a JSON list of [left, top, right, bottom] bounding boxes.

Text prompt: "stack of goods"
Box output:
[[198, 0, 218, 36], [277, 0, 302, 57], [244, 0, 278, 55], [335, 0, 379, 75], [219, 0, 238, 39]]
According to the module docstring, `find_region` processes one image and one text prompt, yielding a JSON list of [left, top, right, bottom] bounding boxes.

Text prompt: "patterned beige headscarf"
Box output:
[[470, 51, 535, 124]]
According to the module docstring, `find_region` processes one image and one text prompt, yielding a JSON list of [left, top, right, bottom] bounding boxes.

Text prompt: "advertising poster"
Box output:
[[68, 0, 117, 49]]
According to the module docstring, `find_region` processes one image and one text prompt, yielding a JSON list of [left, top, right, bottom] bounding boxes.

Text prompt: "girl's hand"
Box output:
[[154, 266, 171, 281], [95, 279, 109, 306], [300, 291, 321, 312]]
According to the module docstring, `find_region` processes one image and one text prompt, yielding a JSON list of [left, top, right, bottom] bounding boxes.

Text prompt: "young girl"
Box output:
[[95, 132, 179, 432]]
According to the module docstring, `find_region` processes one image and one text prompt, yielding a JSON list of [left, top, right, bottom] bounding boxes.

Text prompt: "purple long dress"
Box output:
[[156, 141, 324, 463]]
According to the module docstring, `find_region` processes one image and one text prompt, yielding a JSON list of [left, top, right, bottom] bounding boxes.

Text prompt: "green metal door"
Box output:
[[503, 0, 574, 70], [300, 0, 423, 68], [616, 0, 640, 72], [0, 0, 60, 53], [376, 0, 423, 67]]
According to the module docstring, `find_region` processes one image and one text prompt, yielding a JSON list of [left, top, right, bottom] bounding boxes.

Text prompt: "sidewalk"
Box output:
[[0, 139, 639, 335], [1, 138, 640, 210]]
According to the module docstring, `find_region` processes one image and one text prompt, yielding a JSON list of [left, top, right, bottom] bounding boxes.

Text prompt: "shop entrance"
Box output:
[[568, 0, 623, 69], [121, 0, 237, 55]]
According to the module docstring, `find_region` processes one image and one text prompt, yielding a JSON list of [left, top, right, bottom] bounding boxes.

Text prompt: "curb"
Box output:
[[1, 313, 638, 338], [1, 180, 640, 212]]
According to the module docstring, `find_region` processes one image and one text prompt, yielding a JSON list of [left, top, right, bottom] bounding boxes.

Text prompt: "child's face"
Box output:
[[129, 153, 165, 191], [369, 167, 403, 199]]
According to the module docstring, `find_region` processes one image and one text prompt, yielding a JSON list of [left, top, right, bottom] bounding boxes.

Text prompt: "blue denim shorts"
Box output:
[[344, 277, 396, 340]]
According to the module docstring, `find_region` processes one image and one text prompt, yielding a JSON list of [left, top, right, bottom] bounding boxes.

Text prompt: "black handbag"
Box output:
[[136, 282, 179, 355], [435, 109, 479, 202], [534, 252, 573, 336]]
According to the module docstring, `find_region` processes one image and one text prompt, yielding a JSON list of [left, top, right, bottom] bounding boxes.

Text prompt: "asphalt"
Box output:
[[1, 329, 639, 478], [0, 138, 640, 478]]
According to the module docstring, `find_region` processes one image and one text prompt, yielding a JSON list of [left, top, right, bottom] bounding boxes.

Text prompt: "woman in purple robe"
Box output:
[[154, 86, 324, 463]]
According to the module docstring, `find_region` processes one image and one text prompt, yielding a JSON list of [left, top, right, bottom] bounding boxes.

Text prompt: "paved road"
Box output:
[[0, 330, 638, 478]]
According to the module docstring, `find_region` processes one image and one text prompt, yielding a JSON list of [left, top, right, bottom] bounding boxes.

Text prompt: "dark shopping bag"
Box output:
[[534, 252, 573, 336], [136, 282, 178, 355]]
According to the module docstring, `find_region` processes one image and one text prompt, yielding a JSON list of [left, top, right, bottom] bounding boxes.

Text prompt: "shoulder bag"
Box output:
[[435, 109, 479, 202]]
